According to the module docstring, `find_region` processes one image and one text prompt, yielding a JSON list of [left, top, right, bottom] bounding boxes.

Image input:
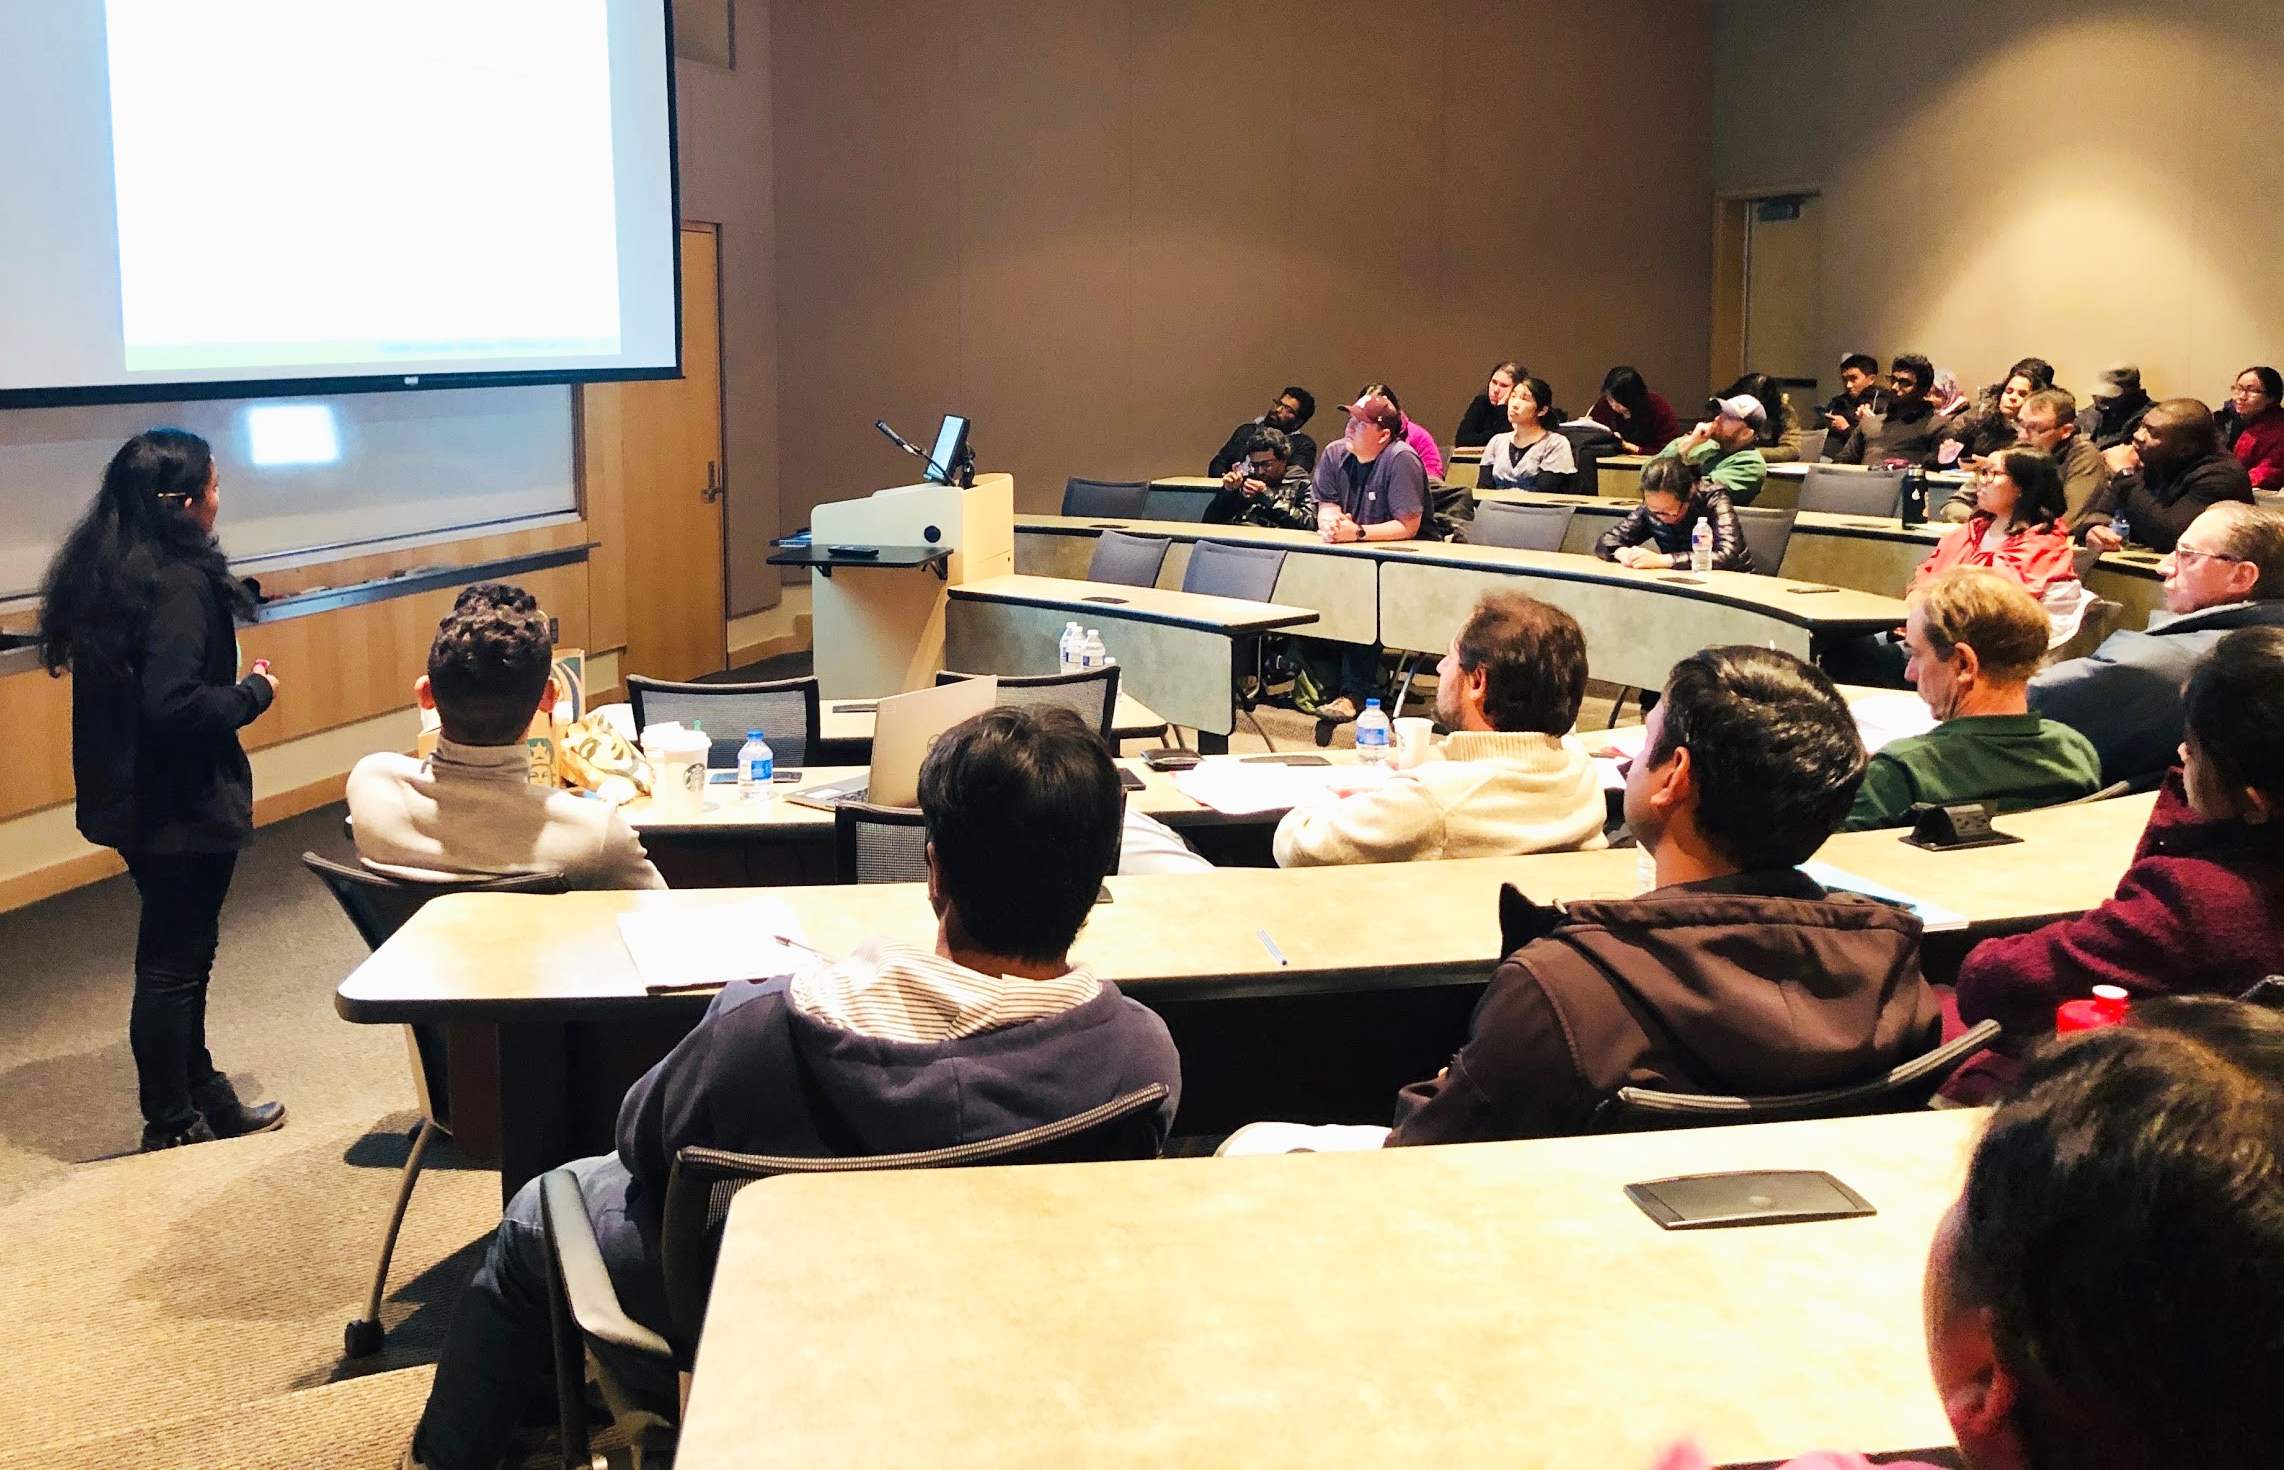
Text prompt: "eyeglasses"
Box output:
[[2171, 546, 2242, 567]]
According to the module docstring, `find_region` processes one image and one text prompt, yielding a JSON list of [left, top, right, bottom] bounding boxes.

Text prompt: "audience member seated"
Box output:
[[1473, 375, 1576, 491], [1835, 354, 1944, 466], [398, 705, 1183, 1470], [1926, 365, 1973, 434], [1593, 457, 1753, 572], [2081, 397, 2256, 554], [1310, 392, 1426, 723], [1843, 568, 2101, 830], [1959, 629, 2284, 1048], [1651, 393, 1771, 505], [1913, 446, 2078, 597], [1208, 385, 1317, 476], [348, 583, 664, 890], [2032, 504, 2284, 788], [1933, 356, 2053, 469], [1818, 352, 1886, 448], [1204, 425, 1315, 530], [1451, 360, 1523, 449], [2077, 360, 2154, 449], [1941, 386, 2106, 531], [2216, 364, 2284, 490], [1355, 381, 1444, 481], [1664, 995, 2284, 1470], [1383, 647, 1939, 1145], [1722, 371, 1805, 461], [1272, 590, 1604, 867], [1587, 365, 1681, 455]]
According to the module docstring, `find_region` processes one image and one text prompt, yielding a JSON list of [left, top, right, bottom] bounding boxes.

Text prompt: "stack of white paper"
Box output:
[[617, 898, 824, 994], [1171, 758, 1391, 816]]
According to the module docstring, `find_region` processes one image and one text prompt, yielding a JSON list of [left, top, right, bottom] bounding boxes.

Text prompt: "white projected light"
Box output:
[[244, 404, 342, 466], [0, 1, 678, 406]]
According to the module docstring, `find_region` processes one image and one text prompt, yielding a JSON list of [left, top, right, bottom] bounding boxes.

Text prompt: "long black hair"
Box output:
[[1600, 365, 1651, 420], [38, 429, 250, 679], [1723, 371, 1795, 438]]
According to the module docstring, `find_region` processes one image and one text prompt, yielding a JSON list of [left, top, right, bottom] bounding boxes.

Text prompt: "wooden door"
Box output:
[[615, 223, 727, 682]]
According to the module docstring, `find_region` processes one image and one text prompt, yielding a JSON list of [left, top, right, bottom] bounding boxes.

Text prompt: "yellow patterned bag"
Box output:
[[556, 714, 651, 804]]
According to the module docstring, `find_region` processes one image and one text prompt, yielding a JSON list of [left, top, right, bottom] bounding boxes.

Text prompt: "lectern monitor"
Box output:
[[922, 415, 971, 485]]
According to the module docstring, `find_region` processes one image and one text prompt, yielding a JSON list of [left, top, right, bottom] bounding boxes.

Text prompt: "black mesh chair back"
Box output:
[[1469, 500, 1574, 551], [1180, 539, 1286, 601], [831, 801, 931, 883], [626, 673, 819, 768], [301, 853, 567, 1360], [656, 1083, 1171, 1358], [936, 665, 1121, 738], [1732, 506, 1799, 576], [1587, 1020, 2001, 1133], [1062, 477, 1150, 517], [1138, 483, 1220, 522], [1798, 466, 1906, 517], [1086, 529, 1172, 587]]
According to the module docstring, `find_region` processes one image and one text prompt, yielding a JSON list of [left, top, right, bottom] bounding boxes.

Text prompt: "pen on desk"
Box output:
[[1255, 928, 1288, 966]]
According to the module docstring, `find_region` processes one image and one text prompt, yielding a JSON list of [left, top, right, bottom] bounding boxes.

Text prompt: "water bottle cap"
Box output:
[[746, 729, 765, 739], [1087, 628, 1100, 637], [1364, 698, 1381, 708]]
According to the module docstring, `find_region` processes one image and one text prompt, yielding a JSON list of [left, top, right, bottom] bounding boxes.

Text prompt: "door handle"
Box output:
[[701, 461, 724, 502]]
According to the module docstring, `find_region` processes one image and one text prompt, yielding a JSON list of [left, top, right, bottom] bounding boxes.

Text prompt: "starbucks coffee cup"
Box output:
[[641, 722, 711, 819]]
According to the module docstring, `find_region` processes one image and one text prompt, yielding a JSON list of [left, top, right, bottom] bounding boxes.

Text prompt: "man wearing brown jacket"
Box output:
[[1388, 646, 1941, 1145]]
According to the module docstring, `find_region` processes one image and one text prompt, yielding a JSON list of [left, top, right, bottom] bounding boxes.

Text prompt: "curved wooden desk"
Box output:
[[1016, 515, 1907, 688]]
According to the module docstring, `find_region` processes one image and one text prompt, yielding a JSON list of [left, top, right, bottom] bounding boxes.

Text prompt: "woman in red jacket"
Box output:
[[2217, 364, 2284, 490], [1909, 445, 2077, 597], [1954, 625, 2284, 1042]]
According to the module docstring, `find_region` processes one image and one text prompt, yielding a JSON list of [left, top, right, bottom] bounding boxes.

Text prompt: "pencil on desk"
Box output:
[[1256, 928, 1288, 966]]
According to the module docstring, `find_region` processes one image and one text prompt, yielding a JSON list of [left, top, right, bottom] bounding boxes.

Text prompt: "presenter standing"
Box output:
[[38, 430, 286, 1150]]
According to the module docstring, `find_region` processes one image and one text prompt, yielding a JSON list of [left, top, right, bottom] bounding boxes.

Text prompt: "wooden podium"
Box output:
[[802, 473, 1014, 697]]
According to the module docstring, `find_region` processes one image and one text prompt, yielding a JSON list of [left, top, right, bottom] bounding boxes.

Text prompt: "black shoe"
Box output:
[[190, 1074, 287, 1138], [141, 1113, 218, 1151]]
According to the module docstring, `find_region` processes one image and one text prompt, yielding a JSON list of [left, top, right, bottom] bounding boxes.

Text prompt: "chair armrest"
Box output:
[[540, 1168, 673, 1363]]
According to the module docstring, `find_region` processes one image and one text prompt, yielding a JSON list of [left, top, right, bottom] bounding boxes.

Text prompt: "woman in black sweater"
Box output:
[[38, 429, 285, 1150]]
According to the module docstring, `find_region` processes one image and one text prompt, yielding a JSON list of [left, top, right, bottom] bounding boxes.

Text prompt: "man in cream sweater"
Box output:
[[349, 583, 665, 890], [1272, 589, 1607, 866]]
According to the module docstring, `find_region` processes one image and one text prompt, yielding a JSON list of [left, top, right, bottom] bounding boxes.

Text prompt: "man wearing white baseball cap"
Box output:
[[1648, 393, 1771, 506]]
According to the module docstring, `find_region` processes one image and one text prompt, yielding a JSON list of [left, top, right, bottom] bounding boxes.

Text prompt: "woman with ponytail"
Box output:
[[38, 428, 285, 1150]]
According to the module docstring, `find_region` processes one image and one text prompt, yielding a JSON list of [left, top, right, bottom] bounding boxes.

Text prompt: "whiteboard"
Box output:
[[0, 386, 576, 600]]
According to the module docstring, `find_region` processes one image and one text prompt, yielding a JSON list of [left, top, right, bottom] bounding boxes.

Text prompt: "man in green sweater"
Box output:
[[1652, 393, 1771, 505], [1846, 567, 2102, 829]]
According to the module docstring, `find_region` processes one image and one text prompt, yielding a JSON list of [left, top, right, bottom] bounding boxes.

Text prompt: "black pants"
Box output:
[[122, 850, 238, 1131]]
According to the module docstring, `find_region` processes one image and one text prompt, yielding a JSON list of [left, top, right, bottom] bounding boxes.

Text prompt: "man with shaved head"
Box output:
[[2081, 397, 2254, 554]]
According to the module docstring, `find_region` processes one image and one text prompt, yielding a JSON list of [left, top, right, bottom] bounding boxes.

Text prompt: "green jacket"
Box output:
[[1655, 435, 1769, 506], [1844, 714, 2103, 831]]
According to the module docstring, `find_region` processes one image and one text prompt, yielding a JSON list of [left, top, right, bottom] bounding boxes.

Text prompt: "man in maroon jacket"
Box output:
[[1389, 646, 1940, 1145]]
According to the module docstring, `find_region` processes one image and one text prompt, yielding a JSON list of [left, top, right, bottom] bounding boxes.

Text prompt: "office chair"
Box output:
[[1138, 484, 1220, 522], [540, 1083, 1173, 1469], [1180, 539, 1289, 748], [626, 673, 819, 769], [1795, 426, 1830, 463], [301, 853, 569, 1359], [2069, 544, 2104, 581], [831, 801, 932, 883], [1588, 1020, 2001, 1132], [1086, 528, 1172, 587], [936, 664, 1122, 740], [1797, 466, 1906, 518], [1732, 506, 1799, 576], [1468, 500, 1574, 551], [1061, 478, 1151, 518]]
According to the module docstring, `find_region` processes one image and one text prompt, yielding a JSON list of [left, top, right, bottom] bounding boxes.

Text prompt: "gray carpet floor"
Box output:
[[0, 664, 1638, 1468]]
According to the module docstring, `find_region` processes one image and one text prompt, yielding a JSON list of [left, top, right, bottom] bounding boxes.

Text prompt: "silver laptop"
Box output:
[[788, 676, 998, 810]]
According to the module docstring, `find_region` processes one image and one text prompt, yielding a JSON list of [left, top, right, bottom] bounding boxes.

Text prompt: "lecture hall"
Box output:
[[2, 2, 2280, 1468]]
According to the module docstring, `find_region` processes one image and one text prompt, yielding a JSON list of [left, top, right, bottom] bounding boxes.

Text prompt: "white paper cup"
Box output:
[[1392, 717, 1435, 769], [641, 725, 711, 819]]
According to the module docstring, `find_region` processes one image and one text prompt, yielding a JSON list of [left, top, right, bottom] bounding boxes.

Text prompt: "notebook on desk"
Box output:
[[788, 676, 998, 810]]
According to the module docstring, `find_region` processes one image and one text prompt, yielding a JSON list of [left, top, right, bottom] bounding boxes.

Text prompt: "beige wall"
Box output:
[[772, 0, 1718, 519], [1715, 0, 2284, 406]]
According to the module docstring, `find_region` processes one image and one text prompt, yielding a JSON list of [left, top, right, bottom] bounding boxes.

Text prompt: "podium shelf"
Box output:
[[766, 544, 952, 579]]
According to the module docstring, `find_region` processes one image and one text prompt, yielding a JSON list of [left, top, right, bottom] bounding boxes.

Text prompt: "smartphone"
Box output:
[[1625, 1170, 1874, 1230], [1243, 754, 1330, 765], [1117, 768, 1146, 791]]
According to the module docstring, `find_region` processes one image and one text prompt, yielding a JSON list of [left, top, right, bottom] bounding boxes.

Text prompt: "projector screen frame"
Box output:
[[0, 0, 686, 413]]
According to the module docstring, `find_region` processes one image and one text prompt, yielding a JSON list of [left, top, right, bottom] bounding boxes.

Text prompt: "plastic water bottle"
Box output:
[[1690, 518, 1714, 574], [737, 729, 773, 798], [2110, 511, 2131, 547], [1059, 620, 1084, 674], [1081, 628, 1108, 669], [1355, 699, 1392, 764]]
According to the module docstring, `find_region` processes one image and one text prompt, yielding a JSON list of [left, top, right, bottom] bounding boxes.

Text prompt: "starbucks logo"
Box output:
[[683, 763, 705, 792]]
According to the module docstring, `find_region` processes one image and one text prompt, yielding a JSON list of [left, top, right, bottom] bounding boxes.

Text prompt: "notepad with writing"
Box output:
[[618, 899, 824, 995]]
